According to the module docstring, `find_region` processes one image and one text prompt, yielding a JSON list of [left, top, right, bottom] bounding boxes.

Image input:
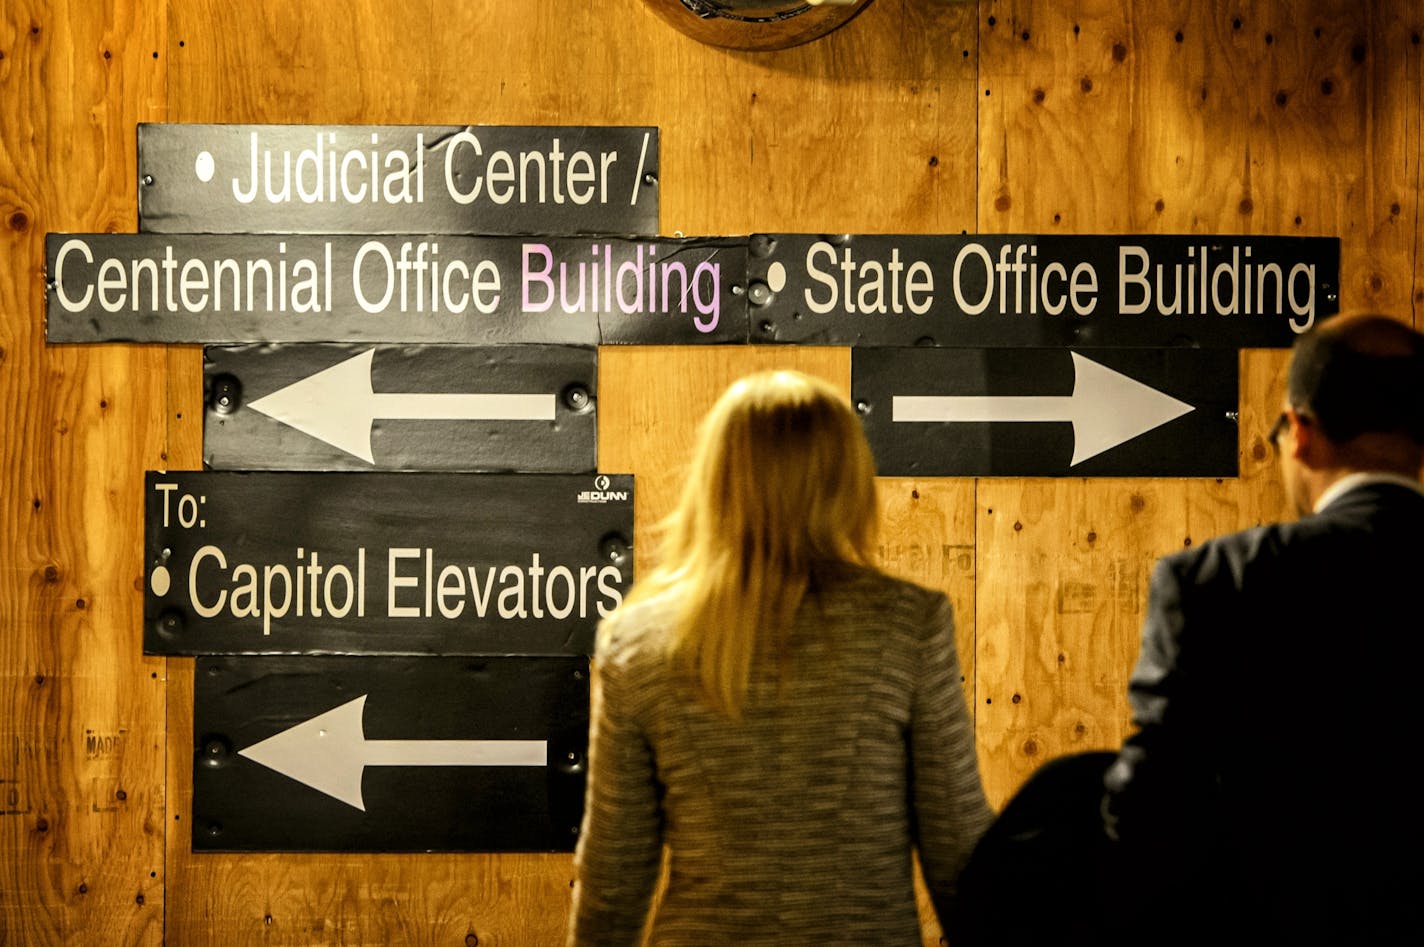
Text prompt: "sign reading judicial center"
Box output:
[[137, 124, 660, 235]]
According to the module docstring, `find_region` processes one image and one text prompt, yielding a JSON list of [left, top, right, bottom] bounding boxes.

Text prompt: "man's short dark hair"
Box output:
[[1287, 314, 1424, 444]]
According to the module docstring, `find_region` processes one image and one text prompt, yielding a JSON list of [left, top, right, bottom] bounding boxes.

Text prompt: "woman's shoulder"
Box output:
[[594, 594, 674, 665], [813, 563, 951, 621]]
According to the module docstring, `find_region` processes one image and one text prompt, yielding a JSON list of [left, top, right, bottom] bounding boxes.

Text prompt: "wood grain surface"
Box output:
[[1, 1, 1418, 944]]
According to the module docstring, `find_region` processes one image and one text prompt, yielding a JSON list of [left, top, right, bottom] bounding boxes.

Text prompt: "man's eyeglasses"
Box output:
[[1267, 411, 1290, 448], [1268, 410, 1311, 449]]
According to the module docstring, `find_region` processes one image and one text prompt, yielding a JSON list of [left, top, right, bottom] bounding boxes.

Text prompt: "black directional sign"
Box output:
[[143, 470, 633, 656], [192, 654, 588, 852], [203, 343, 597, 472], [749, 233, 1338, 348], [853, 347, 1239, 477], [45, 233, 747, 344], [138, 124, 659, 235]]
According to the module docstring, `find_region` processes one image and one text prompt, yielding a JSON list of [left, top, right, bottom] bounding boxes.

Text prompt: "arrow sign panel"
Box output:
[[238, 694, 547, 812], [193, 654, 588, 852], [893, 352, 1195, 466], [854, 348, 1238, 476], [143, 470, 633, 656], [204, 344, 596, 471]]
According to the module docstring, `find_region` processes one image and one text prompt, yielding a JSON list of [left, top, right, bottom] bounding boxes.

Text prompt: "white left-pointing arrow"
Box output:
[[237, 694, 547, 812], [892, 352, 1195, 465], [247, 348, 557, 464]]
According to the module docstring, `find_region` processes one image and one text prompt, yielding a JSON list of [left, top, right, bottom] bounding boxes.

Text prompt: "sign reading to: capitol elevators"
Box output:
[[144, 471, 633, 657]]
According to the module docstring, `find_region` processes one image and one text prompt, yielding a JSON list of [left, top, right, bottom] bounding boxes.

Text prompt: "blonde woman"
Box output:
[[568, 370, 993, 946]]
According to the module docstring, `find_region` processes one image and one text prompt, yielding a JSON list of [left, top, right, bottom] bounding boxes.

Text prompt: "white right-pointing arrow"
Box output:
[[237, 694, 547, 812], [892, 352, 1195, 465], [247, 348, 557, 464]]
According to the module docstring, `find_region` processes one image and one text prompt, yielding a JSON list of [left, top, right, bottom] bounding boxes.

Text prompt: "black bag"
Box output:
[[946, 751, 1129, 947]]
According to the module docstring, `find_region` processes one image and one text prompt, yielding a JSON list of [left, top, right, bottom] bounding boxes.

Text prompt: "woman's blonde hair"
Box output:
[[604, 370, 880, 718]]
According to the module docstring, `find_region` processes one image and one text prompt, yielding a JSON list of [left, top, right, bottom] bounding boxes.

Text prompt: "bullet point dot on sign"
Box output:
[[195, 151, 214, 183], [767, 262, 786, 293], [150, 566, 171, 597]]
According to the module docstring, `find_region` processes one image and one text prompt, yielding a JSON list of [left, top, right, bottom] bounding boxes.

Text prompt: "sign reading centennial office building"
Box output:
[[138, 124, 660, 235], [45, 233, 745, 344], [144, 471, 633, 657]]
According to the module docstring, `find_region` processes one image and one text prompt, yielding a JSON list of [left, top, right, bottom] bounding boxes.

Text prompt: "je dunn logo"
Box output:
[[579, 475, 628, 505]]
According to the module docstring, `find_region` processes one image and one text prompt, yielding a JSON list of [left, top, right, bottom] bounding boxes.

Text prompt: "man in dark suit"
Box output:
[[1102, 313, 1424, 946]]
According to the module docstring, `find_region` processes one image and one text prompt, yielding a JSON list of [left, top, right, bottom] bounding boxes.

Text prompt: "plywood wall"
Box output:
[[1, 1, 1418, 944]]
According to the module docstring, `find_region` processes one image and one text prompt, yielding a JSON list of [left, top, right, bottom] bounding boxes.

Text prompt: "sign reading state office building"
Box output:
[[747, 233, 1339, 348]]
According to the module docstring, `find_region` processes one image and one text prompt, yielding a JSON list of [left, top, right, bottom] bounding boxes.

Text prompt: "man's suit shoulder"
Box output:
[[1157, 482, 1424, 593], [1155, 523, 1282, 594]]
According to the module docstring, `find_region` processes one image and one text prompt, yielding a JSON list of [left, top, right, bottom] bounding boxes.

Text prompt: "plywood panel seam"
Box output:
[[969, 476, 979, 722], [1410, 18, 1423, 330], [973, 9, 983, 235]]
